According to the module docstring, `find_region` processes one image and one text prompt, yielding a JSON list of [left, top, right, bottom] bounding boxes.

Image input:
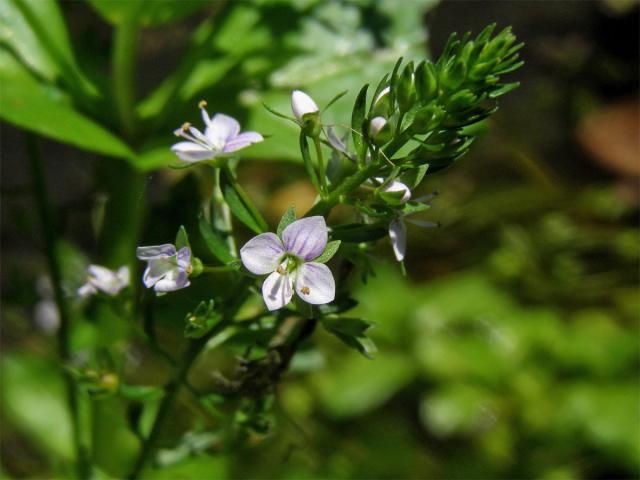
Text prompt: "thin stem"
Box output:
[[212, 168, 237, 255], [112, 18, 140, 140], [201, 265, 236, 273], [26, 134, 90, 479], [127, 281, 251, 479], [313, 136, 328, 196]]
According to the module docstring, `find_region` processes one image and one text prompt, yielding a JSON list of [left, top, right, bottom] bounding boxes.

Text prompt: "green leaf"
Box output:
[[277, 206, 297, 237], [184, 300, 222, 339], [314, 240, 341, 263], [220, 168, 268, 234], [331, 223, 388, 243], [198, 214, 235, 265], [88, 0, 206, 27], [322, 317, 376, 358], [119, 384, 164, 402], [323, 89, 348, 112], [351, 84, 368, 159], [262, 102, 297, 123], [175, 225, 190, 250], [0, 51, 134, 159]]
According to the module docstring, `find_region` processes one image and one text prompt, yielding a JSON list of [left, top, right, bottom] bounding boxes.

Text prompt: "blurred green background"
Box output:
[[1, 0, 638, 479]]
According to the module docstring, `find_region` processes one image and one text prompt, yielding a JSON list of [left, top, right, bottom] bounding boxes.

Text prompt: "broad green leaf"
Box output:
[[314, 239, 341, 263], [88, 0, 206, 27], [322, 316, 376, 358], [0, 354, 73, 458], [0, 0, 97, 95], [198, 214, 235, 265], [0, 51, 134, 159], [221, 168, 268, 234], [276, 206, 297, 237]]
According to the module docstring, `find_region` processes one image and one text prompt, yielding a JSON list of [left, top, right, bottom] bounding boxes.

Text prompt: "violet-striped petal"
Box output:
[[389, 219, 406, 262], [240, 232, 285, 275], [206, 113, 240, 143], [142, 258, 174, 288], [171, 141, 215, 163], [294, 262, 335, 305], [223, 131, 264, 153], [154, 269, 190, 293], [262, 270, 293, 311], [137, 244, 176, 260], [282, 216, 328, 261], [176, 247, 191, 270]]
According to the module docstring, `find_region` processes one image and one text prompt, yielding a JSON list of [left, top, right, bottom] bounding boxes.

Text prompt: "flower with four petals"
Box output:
[[240, 216, 335, 311], [136, 244, 193, 294], [171, 101, 263, 163]]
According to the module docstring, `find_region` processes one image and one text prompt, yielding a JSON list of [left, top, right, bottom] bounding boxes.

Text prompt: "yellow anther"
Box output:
[[186, 264, 193, 275], [198, 100, 208, 109], [276, 266, 285, 274], [300, 286, 310, 295], [181, 122, 191, 132]]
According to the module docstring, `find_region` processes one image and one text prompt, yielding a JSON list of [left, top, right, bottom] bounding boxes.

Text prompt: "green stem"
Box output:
[[112, 18, 140, 140], [201, 265, 236, 273], [212, 168, 237, 255], [26, 134, 90, 479], [313, 136, 328, 196], [305, 163, 379, 217], [127, 281, 251, 479]]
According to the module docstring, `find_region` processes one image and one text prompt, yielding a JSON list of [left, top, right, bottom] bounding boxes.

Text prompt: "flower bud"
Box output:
[[415, 61, 439, 102], [369, 116, 393, 145], [410, 104, 445, 134], [190, 257, 203, 278], [372, 86, 392, 116], [396, 62, 417, 113], [291, 90, 321, 137]]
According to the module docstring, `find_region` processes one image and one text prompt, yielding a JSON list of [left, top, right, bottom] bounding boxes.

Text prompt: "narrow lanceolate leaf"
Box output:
[[314, 240, 341, 263], [323, 90, 348, 112], [198, 214, 235, 265], [220, 168, 268, 234], [299, 132, 320, 191], [276, 206, 296, 237], [351, 84, 368, 160], [175, 225, 190, 250]]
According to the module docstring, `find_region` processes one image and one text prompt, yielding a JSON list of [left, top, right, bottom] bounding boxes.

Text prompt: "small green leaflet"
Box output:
[[313, 240, 341, 263], [221, 168, 268, 234], [277, 206, 296, 237], [175, 225, 190, 250]]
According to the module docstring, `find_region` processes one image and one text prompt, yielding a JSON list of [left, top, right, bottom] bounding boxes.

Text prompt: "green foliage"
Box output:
[[221, 169, 268, 234], [276, 206, 297, 237]]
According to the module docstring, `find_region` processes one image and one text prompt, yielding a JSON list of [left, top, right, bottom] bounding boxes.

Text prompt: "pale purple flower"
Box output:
[[388, 191, 438, 262], [291, 90, 319, 122], [136, 244, 192, 294], [240, 216, 335, 311], [77, 265, 130, 298], [171, 101, 263, 163]]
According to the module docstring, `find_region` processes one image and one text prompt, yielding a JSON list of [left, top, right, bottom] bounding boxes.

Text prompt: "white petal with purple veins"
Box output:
[[389, 219, 407, 262], [262, 270, 293, 311], [143, 258, 174, 288], [137, 244, 176, 260], [171, 142, 214, 162], [224, 132, 264, 153], [154, 269, 190, 293], [240, 232, 285, 274], [206, 113, 240, 143], [294, 262, 335, 305], [176, 247, 191, 270], [282, 216, 328, 261]]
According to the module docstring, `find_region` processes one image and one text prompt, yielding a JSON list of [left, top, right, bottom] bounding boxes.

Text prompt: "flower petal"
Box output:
[[154, 269, 190, 293], [117, 266, 130, 286], [294, 262, 335, 305], [206, 113, 240, 143], [261, 270, 293, 311], [223, 131, 264, 153], [77, 282, 97, 298], [142, 258, 174, 288], [176, 247, 191, 270], [171, 141, 215, 163], [389, 219, 406, 262], [282, 216, 328, 261], [291, 90, 319, 122], [381, 179, 411, 204], [136, 244, 176, 260], [240, 232, 285, 275]]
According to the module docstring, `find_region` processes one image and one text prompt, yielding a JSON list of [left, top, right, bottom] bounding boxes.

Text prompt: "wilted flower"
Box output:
[[171, 101, 263, 163], [291, 90, 319, 122], [387, 190, 438, 262], [240, 216, 335, 311], [77, 265, 130, 298], [136, 244, 192, 294]]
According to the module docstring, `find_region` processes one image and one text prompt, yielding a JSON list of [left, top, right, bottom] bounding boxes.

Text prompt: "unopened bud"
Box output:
[[369, 116, 393, 145], [190, 257, 203, 278], [396, 62, 417, 112], [291, 90, 321, 137]]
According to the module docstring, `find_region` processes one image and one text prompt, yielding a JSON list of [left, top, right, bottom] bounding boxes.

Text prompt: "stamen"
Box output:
[[198, 100, 207, 109], [276, 266, 285, 274], [181, 122, 191, 132], [300, 286, 310, 295], [186, 265, 193, 275]]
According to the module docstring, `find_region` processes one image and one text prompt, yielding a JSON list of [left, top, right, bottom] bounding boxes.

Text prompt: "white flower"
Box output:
[[136, 244, 192, 294], [171, 101, 263, 163], [240, 216, 335, 311], [291, 90, 319, 122], [369, 116, 388, 137], [77, 265, 130, 298]]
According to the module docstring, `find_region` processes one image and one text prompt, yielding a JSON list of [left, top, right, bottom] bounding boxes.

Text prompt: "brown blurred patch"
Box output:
[[266, 180, 317, 223], [577, 97, 640, 177]]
